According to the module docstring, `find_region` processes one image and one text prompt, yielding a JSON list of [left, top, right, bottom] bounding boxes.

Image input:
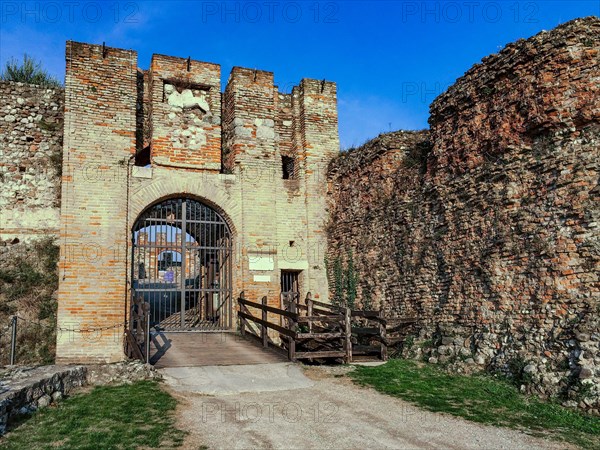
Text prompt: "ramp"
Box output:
[[150, 331, 286, 368]]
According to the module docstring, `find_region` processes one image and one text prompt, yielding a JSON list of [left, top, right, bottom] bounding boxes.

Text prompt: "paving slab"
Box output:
[[160, 362, 314, 395]]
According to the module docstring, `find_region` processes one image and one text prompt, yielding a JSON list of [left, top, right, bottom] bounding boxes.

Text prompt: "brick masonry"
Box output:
[[327, 17, 599, 411], [49, 41, 338, 363], [149, 54, 222, 170], [56, 42, 138, 363]]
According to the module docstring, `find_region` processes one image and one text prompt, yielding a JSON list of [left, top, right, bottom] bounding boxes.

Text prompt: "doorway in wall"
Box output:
[[131, 197, 233, 330], [280, 270, 301, 308]]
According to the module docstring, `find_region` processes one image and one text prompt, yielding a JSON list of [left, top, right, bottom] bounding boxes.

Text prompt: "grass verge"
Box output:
[[0, 381, 186, 450], [349, 359, 600, 449]]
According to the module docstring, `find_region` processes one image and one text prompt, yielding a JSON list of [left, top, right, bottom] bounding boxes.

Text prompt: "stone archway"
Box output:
[[131, 196, 233, 330]]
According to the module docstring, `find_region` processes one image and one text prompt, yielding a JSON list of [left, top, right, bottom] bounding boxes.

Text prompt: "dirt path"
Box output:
[[167, 365, 570, 450]]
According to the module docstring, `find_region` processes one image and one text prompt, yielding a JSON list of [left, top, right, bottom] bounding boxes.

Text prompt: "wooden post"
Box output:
[[239, 292, 245, 337], [305, 292, 313, 333], [344, 307, 352, 363], [279, 293, 284, 327], [288, 300, 296, 361], [261, 295, 268, 348], [379, 310, 388, 361], [128, 293, 134, 336]]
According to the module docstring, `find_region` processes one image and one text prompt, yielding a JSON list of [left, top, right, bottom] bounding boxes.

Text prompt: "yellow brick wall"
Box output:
[[56, 42, 137, 363]]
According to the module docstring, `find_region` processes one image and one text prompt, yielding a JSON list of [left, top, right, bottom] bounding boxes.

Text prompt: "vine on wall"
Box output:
[[326, 249, 358, 309]]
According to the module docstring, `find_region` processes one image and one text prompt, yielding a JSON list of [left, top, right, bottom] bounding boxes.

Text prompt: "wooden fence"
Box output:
[[238, 291, 416, 363]]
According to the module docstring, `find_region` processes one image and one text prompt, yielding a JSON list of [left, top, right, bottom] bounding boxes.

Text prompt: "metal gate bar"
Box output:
[[131, 197, 232, 331]]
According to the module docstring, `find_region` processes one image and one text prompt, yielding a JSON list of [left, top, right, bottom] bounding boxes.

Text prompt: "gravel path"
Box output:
[[168, 365, 571, 450]]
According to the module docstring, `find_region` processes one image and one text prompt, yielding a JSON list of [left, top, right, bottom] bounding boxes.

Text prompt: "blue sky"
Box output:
[[1, 1, 598, 148]]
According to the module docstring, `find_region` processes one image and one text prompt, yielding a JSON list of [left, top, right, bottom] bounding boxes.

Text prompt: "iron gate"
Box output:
[[131, 197, 233, 331]]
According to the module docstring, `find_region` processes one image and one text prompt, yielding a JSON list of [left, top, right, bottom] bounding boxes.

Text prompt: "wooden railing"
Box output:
[[290, 293, 351, 361], [351, 310, 388, 360], [237, 292, 415, 363], [238, 291, 352, 361]]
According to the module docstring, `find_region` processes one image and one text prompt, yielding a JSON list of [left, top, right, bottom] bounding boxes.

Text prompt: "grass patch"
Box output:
[[0, 381, 186, 450], [349, 359, 600, 449]]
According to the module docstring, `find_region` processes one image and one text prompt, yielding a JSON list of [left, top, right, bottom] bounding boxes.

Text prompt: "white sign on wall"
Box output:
[[253, 275, 271, 282], [248, 254, 275, 271]]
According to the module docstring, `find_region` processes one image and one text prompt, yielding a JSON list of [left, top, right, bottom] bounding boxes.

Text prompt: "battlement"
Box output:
[[66, 41, 137, 64], [228, 66, 275, 87], [63, 41, 339, 175], [65, 42, 137, 147], [297, 78, 337, 96]]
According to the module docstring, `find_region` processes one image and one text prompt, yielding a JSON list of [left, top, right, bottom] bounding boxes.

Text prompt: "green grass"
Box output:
[[350, 359, 600, 449], [0, 381, 186, 450]]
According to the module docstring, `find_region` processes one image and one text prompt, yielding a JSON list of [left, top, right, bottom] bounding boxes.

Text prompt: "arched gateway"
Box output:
[[131, 197, 233, 330]]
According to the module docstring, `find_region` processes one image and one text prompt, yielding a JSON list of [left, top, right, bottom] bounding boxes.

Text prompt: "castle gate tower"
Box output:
[[56, 42, 339, 363]]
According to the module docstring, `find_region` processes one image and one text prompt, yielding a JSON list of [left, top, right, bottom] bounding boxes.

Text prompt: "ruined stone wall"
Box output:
[[0, 82, 63, 241], [327, 17, 599, 411], [429, 18, 599, 175]]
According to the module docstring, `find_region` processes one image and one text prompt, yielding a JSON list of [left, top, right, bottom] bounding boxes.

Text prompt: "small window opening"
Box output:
[[281, 270, 300, 296], [282, 155, 296, 180], [135, 146, 151, 167]]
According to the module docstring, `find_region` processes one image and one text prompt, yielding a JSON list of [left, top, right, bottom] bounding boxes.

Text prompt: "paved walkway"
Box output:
[[161, 362, 313, 395], [150, 331, 285, 368], [163, 365, 570, 450]]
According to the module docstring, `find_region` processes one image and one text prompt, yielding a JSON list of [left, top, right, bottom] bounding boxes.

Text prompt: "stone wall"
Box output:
[[0, 365, 87, 435], [327, 17, 599, 411], [0, 361, 159, 435], [429, 17, 600, 175], [0, 82, 63, 241]]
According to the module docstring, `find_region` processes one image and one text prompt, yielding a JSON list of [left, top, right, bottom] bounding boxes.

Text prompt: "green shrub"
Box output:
[[326, 250, 359, 309], [1, 54, 62, 88]]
